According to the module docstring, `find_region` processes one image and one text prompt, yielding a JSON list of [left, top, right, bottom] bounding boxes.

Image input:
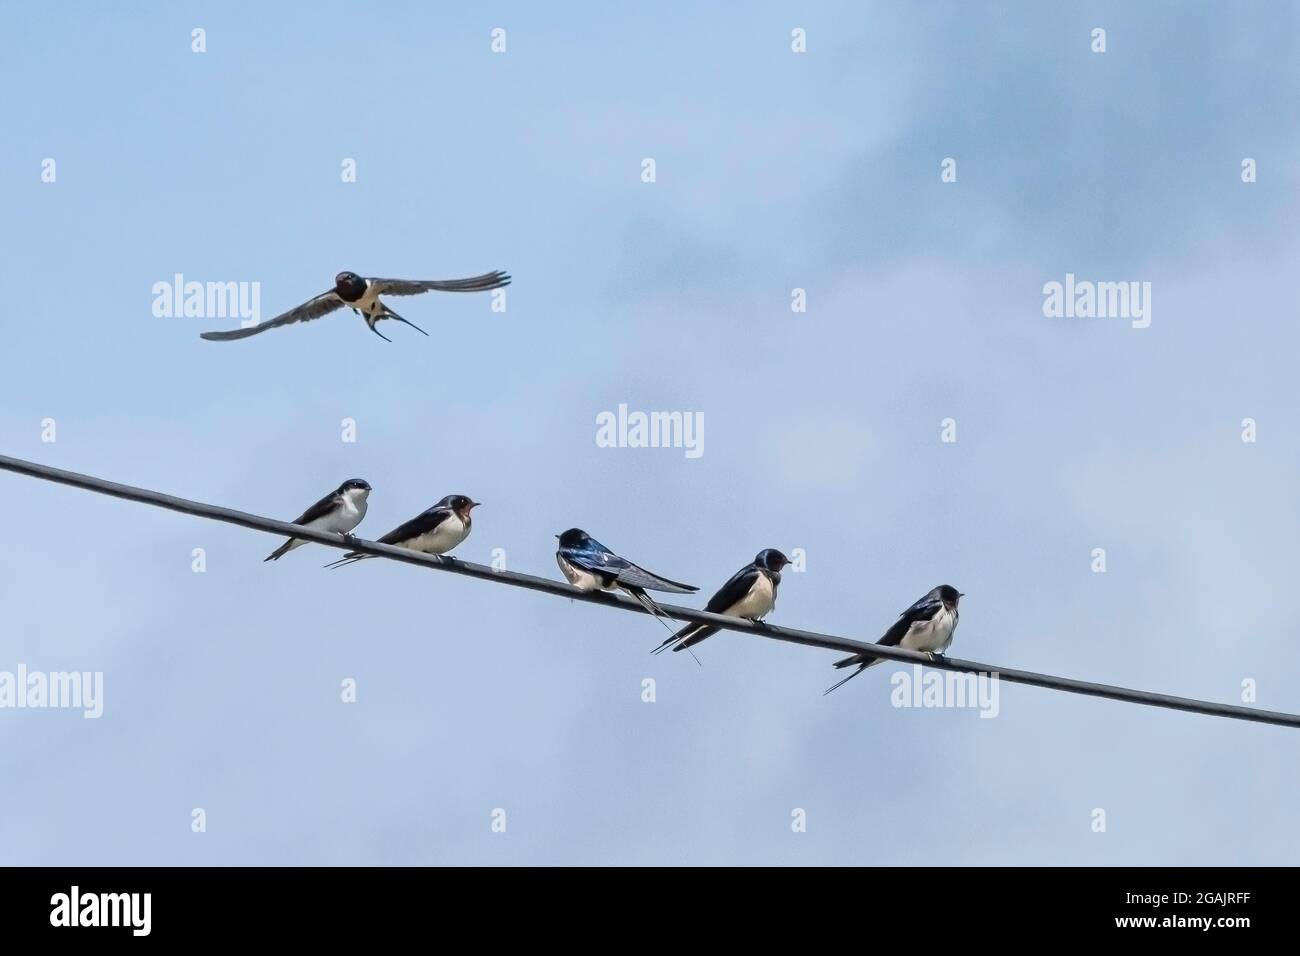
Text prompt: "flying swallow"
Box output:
[[555, 528, 697, 625], [264, 478, 371, 562], [325, 494, 479, 568], [653, 549, 792, 654], [824, 585, 963, 695], [200, 270, 510, 342]]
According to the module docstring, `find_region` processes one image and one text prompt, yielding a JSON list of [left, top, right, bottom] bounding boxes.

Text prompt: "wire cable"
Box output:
[[2, 452, 1296, 729]]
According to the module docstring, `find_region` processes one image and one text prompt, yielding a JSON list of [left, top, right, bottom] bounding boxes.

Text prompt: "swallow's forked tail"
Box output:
[[823, 650, 886, 695], [264, 538, 297, 562], [652, 620, 719, 655], [672, 625, 718, 653], [378, 305, 428, 337], [324, 552, 369, 570], [651, 628, 684, 655], [627, 589, 705, 666], [823, 662, 868, 696], [626, 588, 675, 634]]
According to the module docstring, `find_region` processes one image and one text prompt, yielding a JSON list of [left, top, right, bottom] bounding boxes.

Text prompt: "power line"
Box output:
[[2, 451, 1297, 730]]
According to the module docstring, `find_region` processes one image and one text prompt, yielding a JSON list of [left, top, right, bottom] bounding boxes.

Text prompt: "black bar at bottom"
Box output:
[[0, 866, 1281, 940]]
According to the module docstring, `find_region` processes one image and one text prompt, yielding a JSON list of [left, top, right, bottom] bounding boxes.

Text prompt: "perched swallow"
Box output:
[[325, 494, 479, 568], [653, 549, 792, 654], [555, 528, 697, 624], [824, 585, 963, 695], [200, 270, 511, 342], [264, 478, 372, 562]]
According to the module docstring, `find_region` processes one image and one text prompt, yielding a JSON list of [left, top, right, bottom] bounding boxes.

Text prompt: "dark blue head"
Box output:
[[556, 528, 611, 554], [334, 271, 367, 302], [435, 494, 480, 519], [935, 585, 963, 608], [338, 478, 371, 494], [557, 528, 591, 550], [755, 549, 791, 572]]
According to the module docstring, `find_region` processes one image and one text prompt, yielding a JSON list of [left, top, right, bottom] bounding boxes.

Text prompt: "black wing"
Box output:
[[200, 290, 344, 341], [653, 563, 756, 654], [833, 590, 945, 669], [378, 507, 452, 546], [615, 562, 697, 594], [564, 544, 628, 577], [566, 544, 694, 594], [292, 490, 343, 526], [878, 591, 943, 647], [703, 565, 761, 614], [367, 271, 511, 296]]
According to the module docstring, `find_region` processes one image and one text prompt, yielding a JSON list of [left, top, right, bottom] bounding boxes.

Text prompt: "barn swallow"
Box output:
[[264, 478, 371, 561], [200, 270, 510, 342], [824, 585, 963, 694], [555, 528, 697, 625], [653, 549, 792, 654], [325, 494, 479, 568]]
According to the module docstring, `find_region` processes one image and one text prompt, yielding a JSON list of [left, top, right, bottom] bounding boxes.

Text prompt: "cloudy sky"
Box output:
[[2, 2, 1298, 864]]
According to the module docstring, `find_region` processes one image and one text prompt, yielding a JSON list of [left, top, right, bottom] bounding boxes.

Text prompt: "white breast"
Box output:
[[900, 606, 957, 654], [306, 491, 368, 535], [355, 284, 381, 312], [557, 554, 608, 592], [406, 512, 469, 555], [727, 572, 776, 621], [333, 490, 369, 532]]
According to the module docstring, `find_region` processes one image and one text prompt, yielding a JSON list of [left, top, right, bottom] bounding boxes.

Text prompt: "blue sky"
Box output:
[[2, 1, 1299, 864]]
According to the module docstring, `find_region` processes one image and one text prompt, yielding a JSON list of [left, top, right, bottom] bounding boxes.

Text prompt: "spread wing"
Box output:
[[292, 490, 343, 526], [379, 507, 452, 546], [367, 271, 511, 296], [200, 290, 344, 341]]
